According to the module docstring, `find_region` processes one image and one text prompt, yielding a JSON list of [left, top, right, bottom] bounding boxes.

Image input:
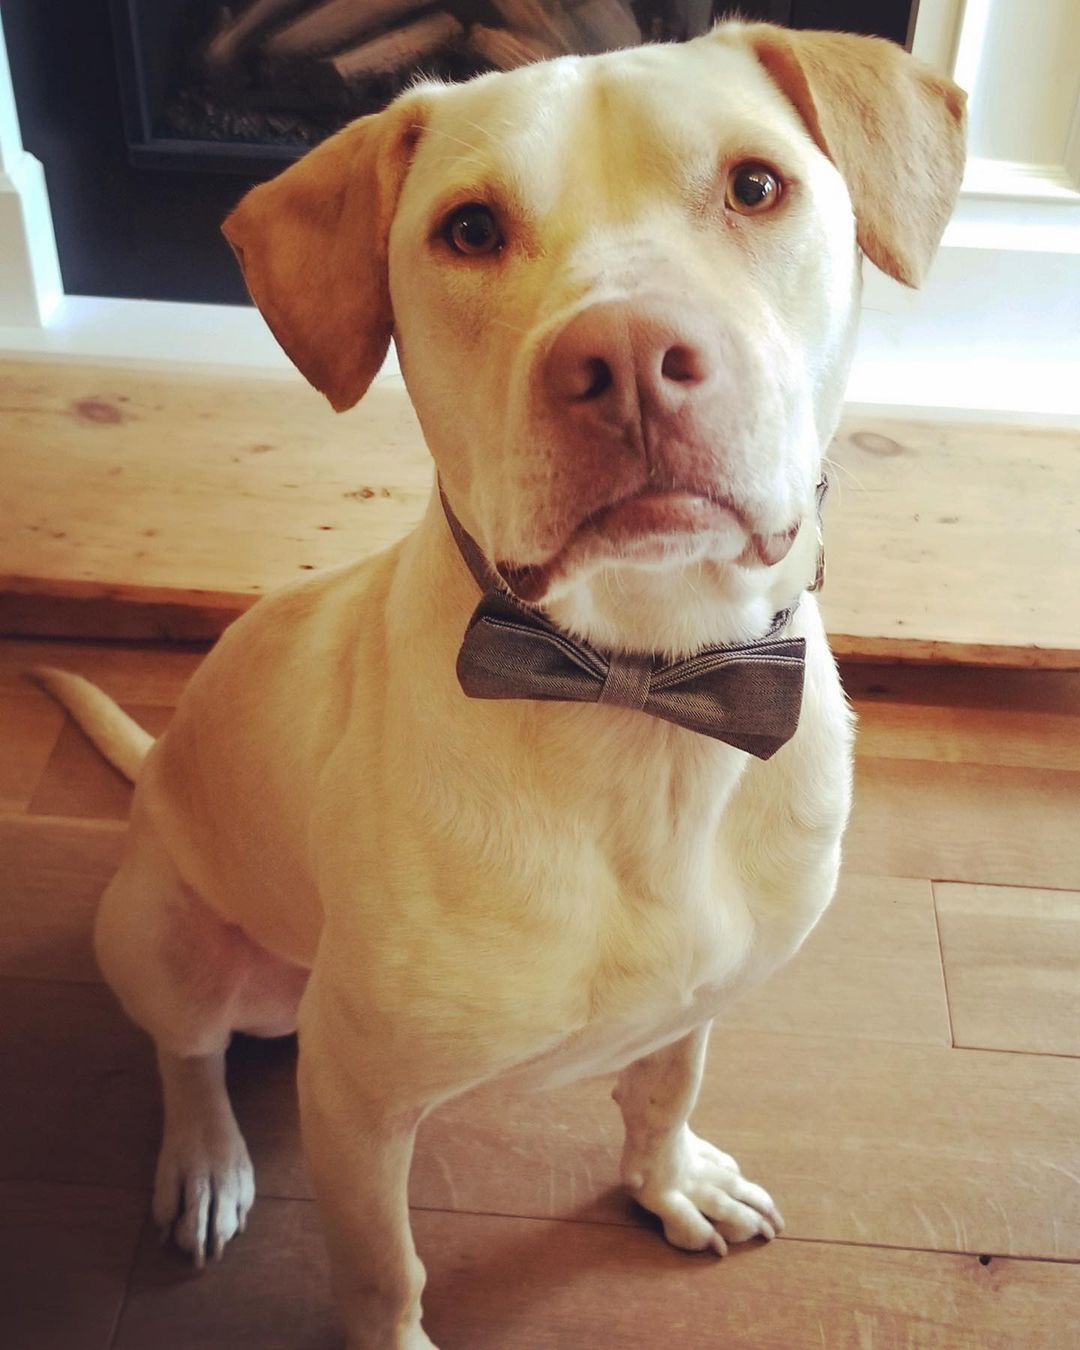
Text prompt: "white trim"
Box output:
[[909, 0, 966, 71], [0, 296, 295, 377], [1065, 83, 1080, 188], [962, 157, 1080, 203], [1, 276, 1075, 426], [950, 0, 990, 97], [917, 0, 1080, 207], [0, 10, 61, 326]]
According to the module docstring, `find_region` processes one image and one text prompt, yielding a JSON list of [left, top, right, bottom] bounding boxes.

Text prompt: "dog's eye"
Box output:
[[444, 204, 503, 256], [725, 164, 782, 216]]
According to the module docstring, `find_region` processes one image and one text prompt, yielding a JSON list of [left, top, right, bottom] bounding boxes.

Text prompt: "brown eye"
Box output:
[[726, 164, 782, 216], [445, 203, 503, 256]]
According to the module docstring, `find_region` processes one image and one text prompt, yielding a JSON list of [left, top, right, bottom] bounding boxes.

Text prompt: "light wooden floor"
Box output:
[[2, 359, 1079, 665], [1, 638, 1079, 1348]]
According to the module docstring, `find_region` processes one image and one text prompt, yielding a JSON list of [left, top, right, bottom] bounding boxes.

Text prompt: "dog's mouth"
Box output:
[[496, 489, 800, 604]]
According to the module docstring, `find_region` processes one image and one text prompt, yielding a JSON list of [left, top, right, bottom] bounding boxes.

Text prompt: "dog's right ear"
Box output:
[[223, 94, 431, 412], [716, 23, 966, 288]]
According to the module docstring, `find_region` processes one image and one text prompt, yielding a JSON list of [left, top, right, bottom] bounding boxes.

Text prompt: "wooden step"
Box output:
[[2, 359, 1077, 665]]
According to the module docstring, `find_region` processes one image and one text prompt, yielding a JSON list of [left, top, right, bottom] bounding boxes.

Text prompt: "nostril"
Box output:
[[579, 357, 614, 402], [661, 344, 707, 384]]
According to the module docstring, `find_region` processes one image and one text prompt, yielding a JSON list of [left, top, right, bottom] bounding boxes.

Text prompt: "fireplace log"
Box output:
[[265, 0, 428, 58], [486, 0, 579, 54], [322, 13, 466, 84], [486, 0, 641, 57], [571, 0, 642, 51], [204, 0, 311, 71], [468, 24, 564, 69]]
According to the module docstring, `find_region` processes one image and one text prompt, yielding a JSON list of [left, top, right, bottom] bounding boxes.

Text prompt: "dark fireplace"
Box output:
[[111, 0, 729, 172], [4, 0, 918, 304]]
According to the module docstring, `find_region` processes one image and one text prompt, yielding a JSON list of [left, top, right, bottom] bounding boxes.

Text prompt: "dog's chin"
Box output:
[[497, 491, 793, 605]]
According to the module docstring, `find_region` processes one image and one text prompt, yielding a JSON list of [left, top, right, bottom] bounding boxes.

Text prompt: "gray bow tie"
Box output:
[[444, 486, 823, 760]]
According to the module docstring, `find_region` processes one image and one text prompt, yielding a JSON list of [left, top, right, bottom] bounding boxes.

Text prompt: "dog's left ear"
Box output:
[[718, 24, 966, 287], [223, 92, 431, 411]]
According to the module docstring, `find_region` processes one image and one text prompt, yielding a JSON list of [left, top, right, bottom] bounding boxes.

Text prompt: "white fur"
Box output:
[[41, 32, 868, 1350]]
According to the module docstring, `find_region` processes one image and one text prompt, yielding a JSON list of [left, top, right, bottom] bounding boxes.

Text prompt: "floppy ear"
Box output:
[[223, 95, 430, 411], [719, 24, 966, 287]]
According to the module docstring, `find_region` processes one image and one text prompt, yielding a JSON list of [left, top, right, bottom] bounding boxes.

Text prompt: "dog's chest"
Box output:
[[503, 733, 842, 1090], [509, 808, 764, 1090]]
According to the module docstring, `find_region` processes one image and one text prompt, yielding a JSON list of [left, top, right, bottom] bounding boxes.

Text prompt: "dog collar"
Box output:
[[441, 480, 828, 760]]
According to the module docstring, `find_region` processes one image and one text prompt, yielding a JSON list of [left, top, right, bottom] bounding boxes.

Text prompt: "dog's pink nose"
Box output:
[[544, 300, 713, 425]]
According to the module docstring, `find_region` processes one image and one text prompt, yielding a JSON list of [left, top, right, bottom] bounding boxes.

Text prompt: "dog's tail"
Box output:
[[30, 667, 154, 783]]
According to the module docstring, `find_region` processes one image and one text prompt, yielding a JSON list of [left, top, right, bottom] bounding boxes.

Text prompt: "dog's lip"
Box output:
[[496, 488, 799, 604]]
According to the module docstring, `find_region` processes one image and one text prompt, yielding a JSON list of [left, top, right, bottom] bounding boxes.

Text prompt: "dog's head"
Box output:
[[225, 24, 965, 654]]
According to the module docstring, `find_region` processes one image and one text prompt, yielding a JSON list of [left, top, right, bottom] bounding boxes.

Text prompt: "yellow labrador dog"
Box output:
[[38, 21, 964, 1349]]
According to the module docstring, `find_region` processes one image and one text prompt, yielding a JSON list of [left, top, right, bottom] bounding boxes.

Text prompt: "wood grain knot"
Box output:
[[70, 398, 125, 426], [849, 431, 904, 457]]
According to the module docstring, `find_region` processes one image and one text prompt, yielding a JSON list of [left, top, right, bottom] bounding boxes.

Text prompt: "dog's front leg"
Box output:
[[613, 1024, 783, 1255], [298, 1028, 435, 1350]]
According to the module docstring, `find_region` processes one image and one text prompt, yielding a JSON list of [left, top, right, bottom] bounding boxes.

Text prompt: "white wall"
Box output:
[[0, 9, 61, 326], [0, 0, 1077, 423], [849, 0, 1080, 421]]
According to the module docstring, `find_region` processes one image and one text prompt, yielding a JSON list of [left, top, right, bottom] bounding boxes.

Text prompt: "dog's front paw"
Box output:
[[153, 1121, 255, 1267], [624, 1126, 783, 1256]]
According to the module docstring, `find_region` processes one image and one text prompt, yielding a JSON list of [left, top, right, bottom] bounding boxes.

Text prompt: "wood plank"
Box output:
[[852, 696, 1080, 772], [0, 361, 433, 610], [0, 637, 205, 707], [845, 757, 1080, 890], [0, 1181, 146, 1350], [0, 691, 64, 810], [841, 662, 1080, 716], [0, 637, 205, 704], [411, 1028, 1080, 1260], [724, 874, 951, 1046], [822, 420, 1080, 666], [0, 815, 125, 982], [0, 980, 160, 1190], [111, 1197, 1080, 1350], [845, 661, 1080, 771], [423, 1219, 1080, 1350], [2, 360, 1077, 664], [703, 1029, 1080, 1261], [0, 591, 234, 642], [432, 1218, 1080, 1350], [28, 704, 171, 820], [936, 882, 1080, 1057]]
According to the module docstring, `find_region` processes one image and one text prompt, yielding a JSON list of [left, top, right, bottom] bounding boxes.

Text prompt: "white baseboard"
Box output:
[[0, 295, 297, 377], [850, 241, 1080, 424], [1, 243, 1077, 427]]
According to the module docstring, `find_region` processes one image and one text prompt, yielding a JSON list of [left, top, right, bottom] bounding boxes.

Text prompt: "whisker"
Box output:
[[460, 118, 500, 146], [422, 126, 486, 157], [822, 453, 864, 496]]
